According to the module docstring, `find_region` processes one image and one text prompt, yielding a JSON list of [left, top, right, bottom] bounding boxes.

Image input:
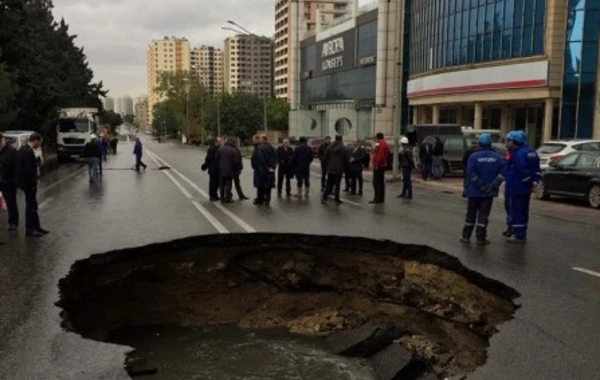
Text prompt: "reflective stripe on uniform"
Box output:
[[511, 224, 527, 228], [521, 177, 531, 182], [477, 223, 487, 227], [464, 223, 475, 226]]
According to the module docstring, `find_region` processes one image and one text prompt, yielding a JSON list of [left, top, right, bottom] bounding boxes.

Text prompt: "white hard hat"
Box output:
[[400, 137, 409, 144]]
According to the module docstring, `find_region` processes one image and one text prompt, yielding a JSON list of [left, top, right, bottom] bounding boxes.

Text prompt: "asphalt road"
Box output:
[[0, 140, 598, 380]]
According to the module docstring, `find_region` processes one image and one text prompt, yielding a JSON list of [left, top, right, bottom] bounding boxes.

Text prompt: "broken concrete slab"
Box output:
[[325, 322, 407, 357], [371, 342, 413, 380]]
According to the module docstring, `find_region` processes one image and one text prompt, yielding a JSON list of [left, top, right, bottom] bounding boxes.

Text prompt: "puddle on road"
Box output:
[[56, 233, 520, 380], [112, 325, 375, 380]]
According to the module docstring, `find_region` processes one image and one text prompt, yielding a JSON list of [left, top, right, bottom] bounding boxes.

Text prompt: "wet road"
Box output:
[[0, 140, 599, 380]]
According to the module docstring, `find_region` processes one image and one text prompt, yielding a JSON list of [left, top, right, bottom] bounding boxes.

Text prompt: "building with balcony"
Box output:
[[408, 0, 600, 144], [224, 35, 273, 98], [191, 45, 225, 94], [147, 37, 191, 124]]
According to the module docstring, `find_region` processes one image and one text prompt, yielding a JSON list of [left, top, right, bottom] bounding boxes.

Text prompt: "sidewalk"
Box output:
[[309, 161, 465, 193]]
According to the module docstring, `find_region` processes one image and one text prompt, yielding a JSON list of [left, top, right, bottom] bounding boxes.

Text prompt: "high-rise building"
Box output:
[[102, 96, 115, 111], [274, 0, 353, 100], [115, 95, 134, 116], [191, 45, 225, 94], [135, 101, 148, 128], [224, 35, 273, 98], [147, 37, 191, 124]]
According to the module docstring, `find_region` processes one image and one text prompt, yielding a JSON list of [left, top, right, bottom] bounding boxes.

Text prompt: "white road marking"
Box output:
[[340, 197, 362, 206], [146, 149, 257, 233], [38, 197, 54, 210], [572, 267, 600, 278], [146, 150, 229, 234]]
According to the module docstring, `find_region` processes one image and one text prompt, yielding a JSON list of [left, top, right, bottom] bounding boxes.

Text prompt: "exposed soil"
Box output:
[[57, 233, 520, 379]]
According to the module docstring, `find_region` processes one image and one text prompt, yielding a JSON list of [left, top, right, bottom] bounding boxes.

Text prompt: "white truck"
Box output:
[[56, 108, 99, 161]]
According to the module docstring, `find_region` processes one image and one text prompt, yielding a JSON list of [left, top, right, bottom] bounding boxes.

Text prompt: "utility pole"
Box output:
[[263, 94, 268, 132], [217, 98, 221, 137]]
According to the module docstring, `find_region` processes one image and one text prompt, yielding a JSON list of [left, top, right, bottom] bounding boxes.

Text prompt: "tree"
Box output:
[[123, 114, 135, 124], [267, 98, 290, 131], [0, 49, 17, 129], [0, 0, 105, 136], [202, 92, 263, 143], [99, 110, 123, 128], [151, 100, 181, 138]]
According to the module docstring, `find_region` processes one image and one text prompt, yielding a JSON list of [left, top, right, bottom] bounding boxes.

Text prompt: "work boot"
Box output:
[[294, 187, 302, 198], [506, 236, 526, 244], [334, 198, 343, 205], [502, 228, 512, 237]]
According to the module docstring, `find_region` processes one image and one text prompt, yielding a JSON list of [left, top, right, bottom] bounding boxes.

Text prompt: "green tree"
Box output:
[[267, 98, 290, 131], [0, 49, 17, 129], [123, 114, 135, 124], [202, 92, 263, 143], [99, 110, 123, 128], [151, 100, 181, 138], [0, 0, 105, 137]]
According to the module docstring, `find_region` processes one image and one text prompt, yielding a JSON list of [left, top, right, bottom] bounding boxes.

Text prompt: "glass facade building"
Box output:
[[410, 0, 546, 75], [300, 19, 378, 105], [559, 0, 600, 139]]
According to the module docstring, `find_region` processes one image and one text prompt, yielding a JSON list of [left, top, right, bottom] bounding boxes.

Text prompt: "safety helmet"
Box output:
[[478, 133, 492, 145], [512, 130, 527, 145], [400, 137, 409, 144]]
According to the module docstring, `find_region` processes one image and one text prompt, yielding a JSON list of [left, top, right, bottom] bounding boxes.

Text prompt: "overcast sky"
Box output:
[[52, 0, 371, 99], [52, 0, 277, 98]]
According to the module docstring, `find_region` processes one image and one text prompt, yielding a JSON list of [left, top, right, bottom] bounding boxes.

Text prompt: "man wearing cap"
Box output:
[[398, 137, 415, 199], [461, 133, 506, 245], [0, 133, 20, 232], [504, 130, 541, 243]]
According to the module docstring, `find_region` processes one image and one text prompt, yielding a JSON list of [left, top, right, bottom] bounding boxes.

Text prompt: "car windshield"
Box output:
[[58, 119, 90, 133], [537, 143, 566, 154]]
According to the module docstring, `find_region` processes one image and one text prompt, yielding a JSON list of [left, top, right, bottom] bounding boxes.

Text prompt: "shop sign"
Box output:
[[359, 55, 377, 67]]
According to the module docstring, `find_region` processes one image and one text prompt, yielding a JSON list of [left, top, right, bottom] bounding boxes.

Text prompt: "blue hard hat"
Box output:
[[506, 131, 516, 141], [478, 133, 492, 145], [512, 130, 527, 144]]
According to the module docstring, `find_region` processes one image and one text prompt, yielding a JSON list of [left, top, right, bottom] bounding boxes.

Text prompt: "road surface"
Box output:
[[0, 140, 598, 380]]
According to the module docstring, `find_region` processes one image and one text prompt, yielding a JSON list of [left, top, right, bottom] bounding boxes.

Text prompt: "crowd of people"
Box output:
[[0, 132, 49, 241]]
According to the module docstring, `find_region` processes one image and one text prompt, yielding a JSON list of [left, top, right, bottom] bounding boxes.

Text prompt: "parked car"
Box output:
[[535, 151, 600, 209], [3, 130, 44, 176], [536, 139, 600, 168], [421, 135, 507, 175]]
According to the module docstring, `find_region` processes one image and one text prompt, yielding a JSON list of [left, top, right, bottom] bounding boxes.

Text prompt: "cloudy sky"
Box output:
[[52, 0, 372, 99], [52, 0, 277, 98]]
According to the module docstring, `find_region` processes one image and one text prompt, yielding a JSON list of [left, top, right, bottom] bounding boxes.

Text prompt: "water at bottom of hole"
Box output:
[[113, 325, 376, 380]]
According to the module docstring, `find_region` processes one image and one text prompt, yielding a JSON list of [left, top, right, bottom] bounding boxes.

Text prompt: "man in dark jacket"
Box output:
[[216, 138, 242, 203], [317, 136, 331, 192], [82, 135, 102, 182], [232, 143, 249, 201], [348, 139, 366, 195], [432, 136, 445, 179], [419, 138, 434, 181], [291, 137, 313, 197], [133, 137, 147, 172], [202, 138, 222, 201], [276, 139, 294, 197], [0, 133, 19, 231], [461, 134, 506, 245], [16, 133, 48, 237], [252, 135, 278, 206], [343, 142, 355, 192], [322, 135, 348, 205]]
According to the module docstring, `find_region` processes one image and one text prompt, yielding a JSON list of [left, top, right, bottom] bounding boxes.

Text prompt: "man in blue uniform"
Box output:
[[502, 131, 516, 237], [461, 134, 506, 245], [504, 130, 541, 243]]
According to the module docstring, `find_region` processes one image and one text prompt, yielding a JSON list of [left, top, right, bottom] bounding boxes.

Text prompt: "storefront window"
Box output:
[[559, 1, 599, 139], [301, 65, 376, 104], [410, 0, 546, 75]]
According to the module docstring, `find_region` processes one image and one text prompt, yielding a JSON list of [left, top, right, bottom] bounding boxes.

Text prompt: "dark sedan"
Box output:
[[535, 151, 600, 208]]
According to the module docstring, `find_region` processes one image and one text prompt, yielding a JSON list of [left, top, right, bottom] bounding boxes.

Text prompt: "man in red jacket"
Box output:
[[370, 132, 389, 204]]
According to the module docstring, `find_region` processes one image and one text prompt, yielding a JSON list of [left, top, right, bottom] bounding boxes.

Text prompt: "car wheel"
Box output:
[[588, 184, 600, 209], [535, 179, 550, 200]]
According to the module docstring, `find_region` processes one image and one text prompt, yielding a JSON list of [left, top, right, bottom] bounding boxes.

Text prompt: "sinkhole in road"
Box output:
[[57, 233, 520, 380]]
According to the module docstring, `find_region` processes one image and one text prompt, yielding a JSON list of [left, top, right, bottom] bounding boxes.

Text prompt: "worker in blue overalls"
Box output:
[[461, 134, 506, 245], [504, 130, 541, 243]]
